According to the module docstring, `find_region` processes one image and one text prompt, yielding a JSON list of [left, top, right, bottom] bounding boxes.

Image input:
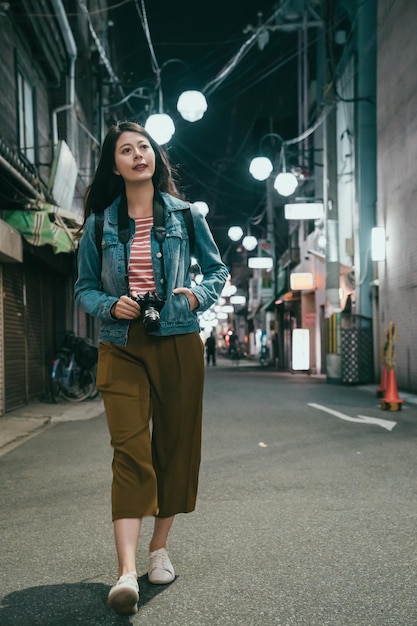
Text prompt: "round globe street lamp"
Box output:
[[177, 90, 208, 122], [249, 132, 299, 196], [228, 226, 244, 241], [145, 113, 175, 145], [193, 201, 209, 216], [242, 235, 258, 251], [274, 171, 299, 197], [249, 156, 273, 181]]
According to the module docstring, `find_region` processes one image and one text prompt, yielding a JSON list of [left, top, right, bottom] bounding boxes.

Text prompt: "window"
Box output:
[[17, 70, 36, 164]]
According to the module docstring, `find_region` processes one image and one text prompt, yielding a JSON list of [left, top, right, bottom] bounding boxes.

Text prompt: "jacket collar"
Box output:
[[107, 192, 189, 225], [159, 192, 190, 213], [108, 195, 120, 225]]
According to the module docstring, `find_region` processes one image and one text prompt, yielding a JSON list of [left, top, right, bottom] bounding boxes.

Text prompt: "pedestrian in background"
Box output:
[[228, 330, 240, 365], [74, 121, 227, 615], [228, 329, 238, 355], [205, 330, 217, 366]]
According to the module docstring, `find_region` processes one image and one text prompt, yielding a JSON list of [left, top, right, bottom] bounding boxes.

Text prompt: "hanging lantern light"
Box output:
[[145, 113, 175, 144], [177, 90, 208, 122]]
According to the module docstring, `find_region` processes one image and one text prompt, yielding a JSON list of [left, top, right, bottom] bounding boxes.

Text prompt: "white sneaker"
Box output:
[[148, 548, 175, 584], [108, 571, 139, 615]]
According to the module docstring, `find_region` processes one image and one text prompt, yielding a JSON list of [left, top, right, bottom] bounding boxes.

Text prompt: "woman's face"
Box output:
[[113, 131, 156, 184]]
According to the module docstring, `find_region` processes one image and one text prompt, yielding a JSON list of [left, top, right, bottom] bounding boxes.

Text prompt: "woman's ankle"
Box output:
[[149, 542, 166, 553], [119, 566, 137, 577]]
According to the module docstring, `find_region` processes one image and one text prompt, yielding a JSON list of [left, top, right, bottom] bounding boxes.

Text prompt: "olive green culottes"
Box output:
[[96, 321, 205, 521]]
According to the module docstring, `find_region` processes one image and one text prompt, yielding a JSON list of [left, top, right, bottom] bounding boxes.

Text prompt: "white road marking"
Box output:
[[308, 403, 397, 432]]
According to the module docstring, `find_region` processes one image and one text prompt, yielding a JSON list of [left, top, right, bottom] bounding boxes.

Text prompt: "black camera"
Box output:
[[133, 291, 165, 332]]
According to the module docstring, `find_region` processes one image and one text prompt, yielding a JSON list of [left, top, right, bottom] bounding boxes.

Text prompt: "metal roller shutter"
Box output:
[[3, 264, 26, 411], [25, 264, 44, 399], [25, 263, 55, 401], [3, 260, 56, 411]]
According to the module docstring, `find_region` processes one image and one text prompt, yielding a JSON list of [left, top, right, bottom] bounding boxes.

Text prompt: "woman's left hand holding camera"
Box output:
[[110, 295, 141, 320]]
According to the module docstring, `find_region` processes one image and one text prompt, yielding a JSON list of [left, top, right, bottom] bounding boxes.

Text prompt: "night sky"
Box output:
[[108, 0, 300, 258]]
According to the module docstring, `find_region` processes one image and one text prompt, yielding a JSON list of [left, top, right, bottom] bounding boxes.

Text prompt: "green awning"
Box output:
[[3, 207, 77, 254], [42, 202, 83, 227]]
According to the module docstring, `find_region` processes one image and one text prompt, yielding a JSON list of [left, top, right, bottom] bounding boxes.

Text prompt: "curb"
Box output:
[[0, 416, 52, 456], [0, 397, 105, 457]]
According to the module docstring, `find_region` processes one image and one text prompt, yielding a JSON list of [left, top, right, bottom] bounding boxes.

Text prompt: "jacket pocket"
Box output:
[[161, 292, 194, 325]]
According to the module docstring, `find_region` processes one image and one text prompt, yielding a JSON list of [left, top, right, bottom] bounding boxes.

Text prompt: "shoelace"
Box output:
[[116, 572, 138, 585], [150, 551, 171, 572]]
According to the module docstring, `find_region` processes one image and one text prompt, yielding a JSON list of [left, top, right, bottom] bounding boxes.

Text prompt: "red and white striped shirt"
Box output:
[[128, 216, 156, 294]]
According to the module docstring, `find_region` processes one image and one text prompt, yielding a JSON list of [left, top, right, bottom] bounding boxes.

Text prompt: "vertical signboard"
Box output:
[[292, 328, 310, 371]]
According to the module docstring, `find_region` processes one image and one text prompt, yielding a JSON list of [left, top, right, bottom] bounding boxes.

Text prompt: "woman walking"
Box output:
[[74, 121, 227, 615]]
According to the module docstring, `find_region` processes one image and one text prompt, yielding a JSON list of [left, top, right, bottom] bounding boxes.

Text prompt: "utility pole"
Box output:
[[323, 4, 342, 383], [354, 0, 377, 318], [323, 104, 342, 383]]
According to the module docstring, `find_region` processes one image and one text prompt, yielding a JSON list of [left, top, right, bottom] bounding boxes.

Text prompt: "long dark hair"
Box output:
[[83, 121, 181, 218]]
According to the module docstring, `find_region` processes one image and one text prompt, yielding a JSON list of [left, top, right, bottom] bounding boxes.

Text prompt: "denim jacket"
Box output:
[[74, 192, 228, 345]]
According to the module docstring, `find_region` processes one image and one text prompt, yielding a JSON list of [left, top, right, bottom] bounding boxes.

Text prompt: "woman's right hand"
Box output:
[[110, 295, 141, 320]]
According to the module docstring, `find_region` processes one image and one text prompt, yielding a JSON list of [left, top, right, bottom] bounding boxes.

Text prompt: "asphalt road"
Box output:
[[1, 361, 417, 626]]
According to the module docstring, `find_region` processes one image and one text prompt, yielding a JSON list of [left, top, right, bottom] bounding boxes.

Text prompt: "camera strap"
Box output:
[[153, 192, 166, 245], [152, 193, 167, 294], [118, 192, 131, 293]]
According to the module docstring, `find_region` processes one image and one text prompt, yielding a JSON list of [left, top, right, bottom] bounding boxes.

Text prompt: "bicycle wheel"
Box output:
[[88, 365, 99, 399], [60, 367, 96, 402], [81, 368, 98, 399], [50, 359, 64, 403], [88, 383, 100, 400]]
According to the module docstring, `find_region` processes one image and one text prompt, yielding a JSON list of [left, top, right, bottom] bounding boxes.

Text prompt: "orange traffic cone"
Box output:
[[376, 365, 388, 397], [380, 367, 403, 411]]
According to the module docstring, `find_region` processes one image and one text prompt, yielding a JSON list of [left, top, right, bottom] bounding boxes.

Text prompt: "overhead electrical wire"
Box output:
[[20, 0, 132, 17], [78, 0, 119, 85], [133, 0, 159, 74], [202, 11, 279, 96], [133, 0, 168, 112]]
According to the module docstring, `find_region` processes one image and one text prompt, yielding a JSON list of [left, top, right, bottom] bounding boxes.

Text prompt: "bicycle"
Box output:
[[50, 331, 98, 403]]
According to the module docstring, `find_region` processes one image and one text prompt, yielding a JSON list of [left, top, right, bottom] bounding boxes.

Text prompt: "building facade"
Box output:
[[245, 0, 377, 382], [249, 0, 417, 394], [376, 0, 417, 391], [0, 1, 115, 412]]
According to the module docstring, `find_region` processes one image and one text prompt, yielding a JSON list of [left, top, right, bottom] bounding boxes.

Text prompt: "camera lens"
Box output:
[[142, 307, 161, 332]]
